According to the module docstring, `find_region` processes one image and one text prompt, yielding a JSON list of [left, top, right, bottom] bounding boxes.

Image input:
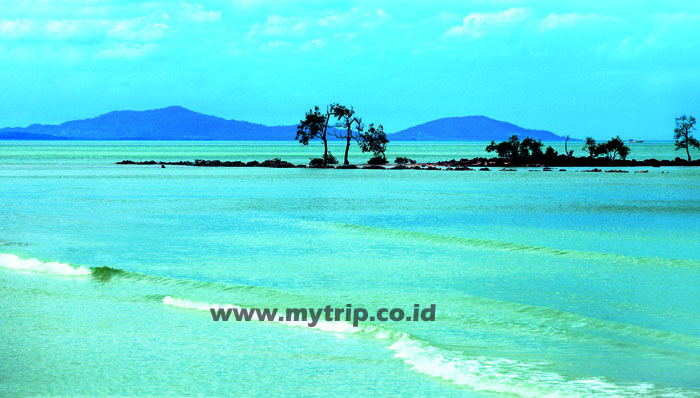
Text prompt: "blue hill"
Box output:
[[388, 116, 566, 141], [0, 107, 566, 141]]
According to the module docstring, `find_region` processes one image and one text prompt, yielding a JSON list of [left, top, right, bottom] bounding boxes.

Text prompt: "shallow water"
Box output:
[[0, 139, 687, 165], [1, 141, 700, 397]]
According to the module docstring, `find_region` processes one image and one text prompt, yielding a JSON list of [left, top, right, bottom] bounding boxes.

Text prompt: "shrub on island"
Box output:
[[395, 157, 416, 164], [260, 158, 296, 168], [367, 155, 388, 165], [309, 152, 338, 167]]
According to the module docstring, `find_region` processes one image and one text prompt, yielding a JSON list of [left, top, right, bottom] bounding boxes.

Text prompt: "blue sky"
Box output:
[[1, 0, 699, 139]]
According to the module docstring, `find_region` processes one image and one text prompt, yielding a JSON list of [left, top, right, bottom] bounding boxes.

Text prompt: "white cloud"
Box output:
[[180, 2, 222, 23], [248, 15, 307, 39], [0, 19, 36, 38], [1, 15, 170, 42], [260, 39, 290, 51], [444, 8, 531, 39], [300, 37, 326, 51], [655, 12, 700, 24], [318, 8, 391, 30], [224, 41, 243, 56], [97, 43, 155, 58], [108, 18, 169, 41], [538, 13, 621, 31], [44, 19, 112, 40]]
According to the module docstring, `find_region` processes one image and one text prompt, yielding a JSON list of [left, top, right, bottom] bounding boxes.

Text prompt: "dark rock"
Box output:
[[261, 158, 296, 168]]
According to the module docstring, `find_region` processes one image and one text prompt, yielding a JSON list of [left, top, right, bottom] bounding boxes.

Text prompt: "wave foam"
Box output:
[[0, 253, 91, 276], [164, 294, 685, 398], [387, 334, 661, 397]]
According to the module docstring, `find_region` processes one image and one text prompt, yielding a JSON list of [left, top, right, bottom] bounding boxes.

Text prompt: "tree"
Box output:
[[583, 137, 597, 158], [520, 137, 544, 157], [295, 104, 338, 166], [358, 123, 388, 163], [596, 136, 630, 161], [485, 135, 545, 159], [674, 115, 698, 161], [544, 145, 558, 158], [486, 135, 520, 159], [333, 105, 362, 165], [564, 135, 573, 158]]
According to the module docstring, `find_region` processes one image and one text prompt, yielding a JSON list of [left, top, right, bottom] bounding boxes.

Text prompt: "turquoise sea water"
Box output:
[[1, 141, 700, 397]]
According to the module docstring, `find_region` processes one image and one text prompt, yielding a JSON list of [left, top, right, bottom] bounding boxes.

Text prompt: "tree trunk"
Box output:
[[322, 113, 330, 165], [687, 143, 691, 162], [344, 136, 351, 165]]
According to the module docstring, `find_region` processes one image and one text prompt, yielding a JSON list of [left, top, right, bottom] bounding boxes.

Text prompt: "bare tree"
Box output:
[[333, 105, 362, 165], [674, 115, 698, 161]]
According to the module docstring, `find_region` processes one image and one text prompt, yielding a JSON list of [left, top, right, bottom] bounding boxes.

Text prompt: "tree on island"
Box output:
[[333, 105, 362, 165], [519, 137, 544, 157], [358, 123, 389, 164], [583, 137, 598, 158], [674, 115, 698, 161], [485, 135, 520, 159], [596, 136, 630, 161], [564, 135, 573, 158], [544, 145, 558, 158], [485, 135, 545, 160], [296, 104, 339, 166]]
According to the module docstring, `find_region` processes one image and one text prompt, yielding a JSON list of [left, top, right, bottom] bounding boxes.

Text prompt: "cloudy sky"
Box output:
[[1, 0, 699, 139]]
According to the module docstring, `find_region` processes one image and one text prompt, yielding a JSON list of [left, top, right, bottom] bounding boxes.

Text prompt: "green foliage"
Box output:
[[325, 152, 338, 164], [359, 123, 389, 160], [260, 158, 295, 168], [485, 135, 520, 159], [367, 155, 388, 165], [309, 158, 325, 167], [309, 152, 338, 166], [395, 157, 416, 164], [583, 137, 597, 158], [485, 135, 544, 159], [520, 137, 544, 157], [296, 104, 339, 165], [544, 145, 558, 157], [596, 136, 630, 161], [295, 107, 325, 146], [674, 115, 698, 161]]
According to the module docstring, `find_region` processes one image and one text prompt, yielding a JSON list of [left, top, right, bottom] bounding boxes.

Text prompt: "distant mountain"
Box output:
[[0, 131, 69, 140], [0, 106, 298, 140], [0, 107, 566, 141], [388, 116, 566, 141]]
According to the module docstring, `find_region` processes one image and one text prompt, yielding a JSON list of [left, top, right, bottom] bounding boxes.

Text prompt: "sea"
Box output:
[[1, 140, 699, 397]]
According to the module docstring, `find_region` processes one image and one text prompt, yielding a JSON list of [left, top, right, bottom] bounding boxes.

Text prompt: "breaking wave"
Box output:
[[0, 253, 91, 276]]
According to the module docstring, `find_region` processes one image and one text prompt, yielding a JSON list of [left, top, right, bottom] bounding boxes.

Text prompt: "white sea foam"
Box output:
[[163, 296, 240, 312], [163, 295, 690, 397], [386, 333, 662, 397], [0, 253, 91, 276]]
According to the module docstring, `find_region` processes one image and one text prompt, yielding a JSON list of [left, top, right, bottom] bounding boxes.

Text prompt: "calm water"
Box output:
[[1, 141, 700, 397]]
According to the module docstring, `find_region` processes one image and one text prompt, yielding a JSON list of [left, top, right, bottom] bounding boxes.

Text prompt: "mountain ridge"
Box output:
[[0, 106, 567, 141]]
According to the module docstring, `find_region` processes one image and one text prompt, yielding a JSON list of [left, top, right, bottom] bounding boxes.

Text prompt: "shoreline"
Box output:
[[116, 156, 700, 170]]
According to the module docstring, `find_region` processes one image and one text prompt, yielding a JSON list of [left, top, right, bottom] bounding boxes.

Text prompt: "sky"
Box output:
[[1, 0, 699, 139]]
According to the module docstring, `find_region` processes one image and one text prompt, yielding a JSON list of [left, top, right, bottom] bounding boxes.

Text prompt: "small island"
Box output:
[[117, 110, 699, 171]]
